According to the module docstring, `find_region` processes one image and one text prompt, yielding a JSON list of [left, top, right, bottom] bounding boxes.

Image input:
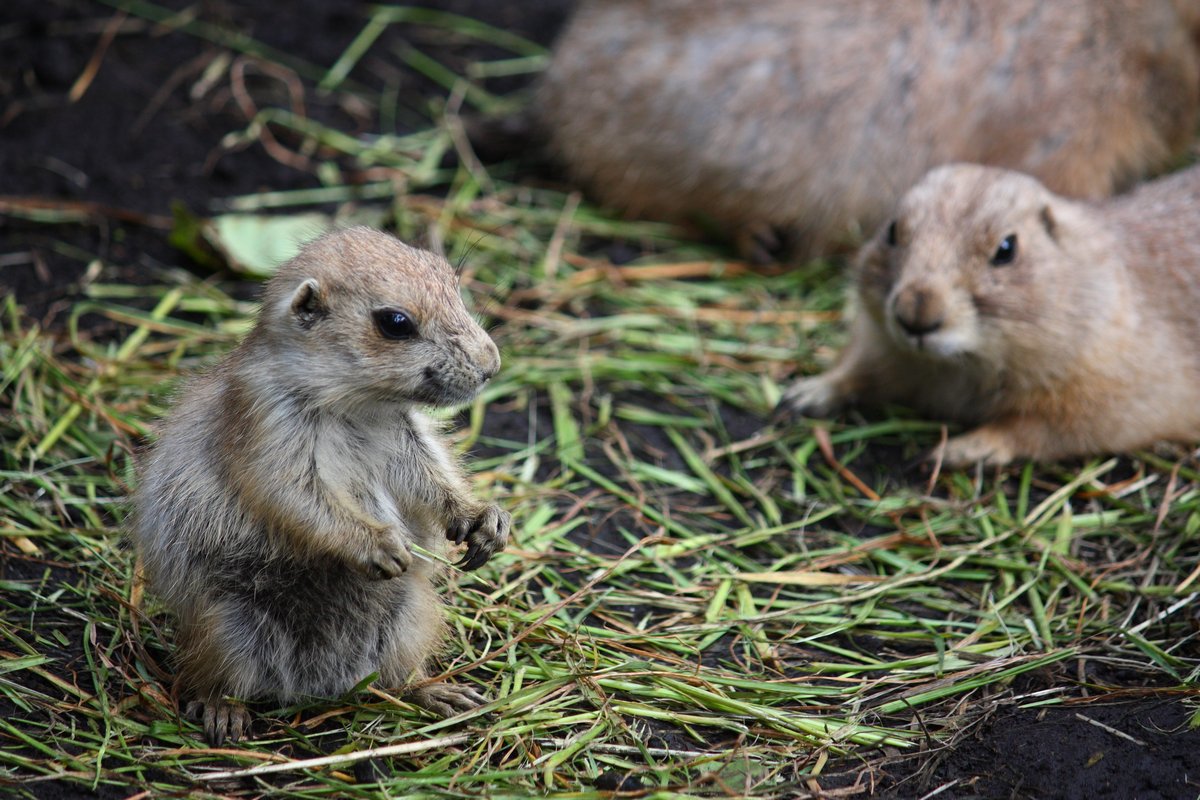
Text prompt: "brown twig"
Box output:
[[69, 11, 128, 103], [813, 425, 880, 502]]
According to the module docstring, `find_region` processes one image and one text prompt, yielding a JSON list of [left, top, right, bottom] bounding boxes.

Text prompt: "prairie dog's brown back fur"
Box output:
[[778, 163, 1200, 464], [133, 227, 510, 744], [538, 0, 1200, 259]]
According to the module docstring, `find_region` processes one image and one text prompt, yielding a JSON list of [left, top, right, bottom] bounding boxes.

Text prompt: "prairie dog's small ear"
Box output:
[[290, 278, 326, 327], [1039, 205, 1058, 241]]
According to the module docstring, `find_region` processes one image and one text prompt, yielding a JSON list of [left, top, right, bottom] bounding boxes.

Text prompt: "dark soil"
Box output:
[[0, 0, 573, 324], [2, 2, 1197, 799], [893, 700, 1200, 800]]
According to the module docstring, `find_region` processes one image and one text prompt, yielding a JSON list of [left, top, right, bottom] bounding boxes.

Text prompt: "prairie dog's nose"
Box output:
[[476, 336, 501, 382], [892, 285, 945, 336]]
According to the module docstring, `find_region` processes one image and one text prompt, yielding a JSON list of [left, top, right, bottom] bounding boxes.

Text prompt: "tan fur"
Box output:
[[777, 163, 1200, 465], [538, 0, 1200, 259], [132, 227, 509, 744]]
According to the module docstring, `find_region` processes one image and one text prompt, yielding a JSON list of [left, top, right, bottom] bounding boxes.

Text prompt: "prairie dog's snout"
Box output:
[[891, 283, 948, 340], [883, 276, 979, 359], [414, 326, 501, 406], [366, 293, 499, 406]]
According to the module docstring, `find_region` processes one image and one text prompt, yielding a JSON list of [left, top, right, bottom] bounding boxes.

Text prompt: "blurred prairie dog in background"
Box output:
[[133, 227, 510, 745], [538, 0, 1200, 260], [776, 163, 1200, 465]]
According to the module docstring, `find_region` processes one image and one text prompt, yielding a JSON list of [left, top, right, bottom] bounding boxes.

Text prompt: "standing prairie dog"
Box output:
[[133, 227, 510, 745], [776, 163, 1200, 465], [538, 0, 1200, 260]]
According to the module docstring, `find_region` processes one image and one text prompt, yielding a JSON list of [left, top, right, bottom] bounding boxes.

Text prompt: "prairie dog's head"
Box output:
[[854, 164, 1109, 373], [255, 227, 500, 409]]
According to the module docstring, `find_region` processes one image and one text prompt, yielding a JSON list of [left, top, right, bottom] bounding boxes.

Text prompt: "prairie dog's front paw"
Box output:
[[938, 427, 1017, 467], [773, 373, 846, 423], [447, 504, 510, 571], [353, 529, 413, 580]]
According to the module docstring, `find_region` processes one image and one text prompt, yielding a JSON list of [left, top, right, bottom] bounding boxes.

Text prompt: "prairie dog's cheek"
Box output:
[[855, 256, 897, 319]]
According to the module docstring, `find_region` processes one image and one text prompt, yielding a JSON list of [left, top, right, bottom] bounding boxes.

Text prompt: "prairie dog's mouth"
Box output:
[[888, 322, 975, 360], [360, 379, 480, 409], [405, 374, 484, 408]]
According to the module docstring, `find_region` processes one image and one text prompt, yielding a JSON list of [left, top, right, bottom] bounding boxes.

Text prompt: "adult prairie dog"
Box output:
[[777, 163, 1200, 465], [133, 227, 510, 744], [538, 0, 1200, 259]]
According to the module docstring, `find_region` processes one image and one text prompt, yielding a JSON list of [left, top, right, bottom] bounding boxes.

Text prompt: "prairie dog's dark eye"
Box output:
[[990, 234, 1018, 266], [885, 220, 898, 246], [373, 308, 417, 340]]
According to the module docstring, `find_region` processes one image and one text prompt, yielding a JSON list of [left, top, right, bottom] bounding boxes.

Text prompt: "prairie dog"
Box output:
[[133, 227, 510, 745], [776, 163, 1200, 465], [538, 0, 1200, 259]]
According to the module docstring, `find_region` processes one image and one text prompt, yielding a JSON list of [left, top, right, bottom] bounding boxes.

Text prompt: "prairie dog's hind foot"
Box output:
[[409, 682, 489, 717], [734, 221, 790, 265], [187, 698, 252, 746]]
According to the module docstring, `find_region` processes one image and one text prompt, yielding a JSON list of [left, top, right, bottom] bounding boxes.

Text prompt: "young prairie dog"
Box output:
[[538, 0, 1200, 260], [776, 163, 1200, 466], [133, 227, 510, 745]]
